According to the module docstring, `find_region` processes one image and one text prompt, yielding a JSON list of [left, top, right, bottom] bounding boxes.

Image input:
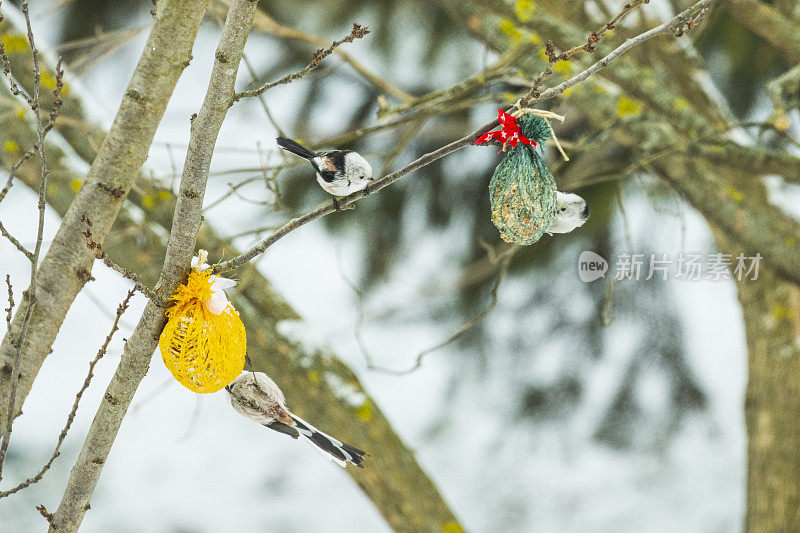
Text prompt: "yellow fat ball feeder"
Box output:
[[159, 250, 246, 393]]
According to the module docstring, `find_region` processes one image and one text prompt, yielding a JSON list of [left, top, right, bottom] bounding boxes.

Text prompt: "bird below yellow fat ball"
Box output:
[[158, 258, 246, 393]]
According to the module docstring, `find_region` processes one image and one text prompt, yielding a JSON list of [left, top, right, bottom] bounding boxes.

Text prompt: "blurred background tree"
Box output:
[[1, 0, 799, 531]]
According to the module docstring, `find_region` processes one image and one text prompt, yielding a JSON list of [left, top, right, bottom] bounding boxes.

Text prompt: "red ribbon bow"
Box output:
[[474, 109, 538, 153]]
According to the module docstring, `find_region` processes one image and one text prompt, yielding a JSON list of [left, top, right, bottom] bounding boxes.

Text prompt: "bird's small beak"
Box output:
[[224, 384, 232, 393], [582, 203, 590, 220]]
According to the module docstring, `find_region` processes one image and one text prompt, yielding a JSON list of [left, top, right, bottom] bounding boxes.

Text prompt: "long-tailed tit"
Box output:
[[225, 371, 367, 468], [548, 191, 590, 233], [277, 137, 373, 202]]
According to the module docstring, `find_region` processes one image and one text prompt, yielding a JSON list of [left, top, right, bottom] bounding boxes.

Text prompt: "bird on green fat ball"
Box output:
[[476, 110, 589, 245]]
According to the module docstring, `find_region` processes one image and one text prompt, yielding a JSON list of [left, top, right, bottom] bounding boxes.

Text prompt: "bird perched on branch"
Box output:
[[226, 371, 368, 468], [276, 137, 373, 208], [549, 191, 590, 233]]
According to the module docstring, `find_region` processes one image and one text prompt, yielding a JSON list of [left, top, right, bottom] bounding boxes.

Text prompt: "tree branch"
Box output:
[[725, 0, 800, 63], [0, 0, 210, 448], [213, 0, 714, 274], [81, 215, 154, 298], [50, 2, 257, 529], [2, 62, 466, 533], [520, 0, 714, 107], [523, 0, 651, 100], [0, 220, 33, 260], [214, 0, 412, 102], [232, 22, 369, 103], [0, 289, 134, 499], [0, 0, 55, 483]]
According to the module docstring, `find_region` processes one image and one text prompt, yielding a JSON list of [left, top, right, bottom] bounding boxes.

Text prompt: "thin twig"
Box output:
[[0, 1, 62, 482], [232, 23, 370, 103], [36, 504, 52, 523], [241, 53, 285, 136], [0, 44, 62, 207], [335, 248, 376, 368], [378, 39, 534, 119], [378, 117, 427, 177], [81, 215, 154, 298], [236, 2, 411, 101], [370, 258, 511, 375], [213, 0, 712, 274], [0, 3, 33, 108], [338, 246, 511, 375], [524, 0, 650, 100], [4, 276, 12, 345], [0, 289, 135, 499], [226, 224, 284, 240], [50, 2, 259, 527], [177, 396, 203, 442], [255, 141, 284, 211], [0, 220, 33, 259], [522, 0, 713, 107], [0, 148, 36, 206]]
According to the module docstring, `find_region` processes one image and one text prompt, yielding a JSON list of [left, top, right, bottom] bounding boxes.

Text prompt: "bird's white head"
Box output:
[[344, 151, 373, 180], [548, 191, 589, 234]]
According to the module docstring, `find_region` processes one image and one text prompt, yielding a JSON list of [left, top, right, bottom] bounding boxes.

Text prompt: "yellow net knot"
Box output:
[[158, 257, 246, 394]]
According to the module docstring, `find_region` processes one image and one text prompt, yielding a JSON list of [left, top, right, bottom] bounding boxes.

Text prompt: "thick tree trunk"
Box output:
[[739, 270, 800, 532], [0, 0, 209, 425], [5, 122, 464, 533], [0, 10, 464, 533], [49, 2, 258, 529]]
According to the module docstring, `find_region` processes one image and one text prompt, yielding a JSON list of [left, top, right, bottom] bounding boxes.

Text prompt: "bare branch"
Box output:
[[519, 0, 714, 107], [3, 277, 12, 347], [50, 2, 258, 529], [377, 40, 533, 119], [232, 23, 369, 102], [525, 0, 651, 99], [0, 289, 134, 499], [229, 1, 412, 101], [0, 0, 210, 447], [0, 4, 33, 108], [36, 504, 52, 523], [0, 0, 55, 483], [0, 51, 62, 208], [214, 0, 714, 274], [81, 215, 154, 298], [241, 53, 285, 136], [0, 148, 36, 206], [0, 220, 33, 260], [346, 251, 511, 375]]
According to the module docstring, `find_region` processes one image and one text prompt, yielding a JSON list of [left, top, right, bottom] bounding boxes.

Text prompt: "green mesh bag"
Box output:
[[488, 115, 557, 245], [518, 114, 552, 146]]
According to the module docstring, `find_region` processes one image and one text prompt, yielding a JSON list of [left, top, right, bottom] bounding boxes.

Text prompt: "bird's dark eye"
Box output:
[[560, 207, 566, 211]]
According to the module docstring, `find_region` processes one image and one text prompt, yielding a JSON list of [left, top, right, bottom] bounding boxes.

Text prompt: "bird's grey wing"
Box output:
[[265, 420, 300, 439]]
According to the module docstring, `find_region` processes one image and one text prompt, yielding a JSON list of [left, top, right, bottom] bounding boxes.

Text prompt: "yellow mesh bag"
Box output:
[[158, 269, 246, 393]]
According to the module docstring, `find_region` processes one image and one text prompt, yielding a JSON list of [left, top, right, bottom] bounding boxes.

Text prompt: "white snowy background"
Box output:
[[2, 1, 781, 531]]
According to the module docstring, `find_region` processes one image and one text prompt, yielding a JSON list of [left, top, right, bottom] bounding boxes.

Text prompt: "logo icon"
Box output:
[[578, 251, 608, 282]]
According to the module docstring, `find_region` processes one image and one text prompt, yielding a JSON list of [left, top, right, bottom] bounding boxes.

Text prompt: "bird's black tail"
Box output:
[[276, 137, 318, 160], [291, 415, 368, 468]]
